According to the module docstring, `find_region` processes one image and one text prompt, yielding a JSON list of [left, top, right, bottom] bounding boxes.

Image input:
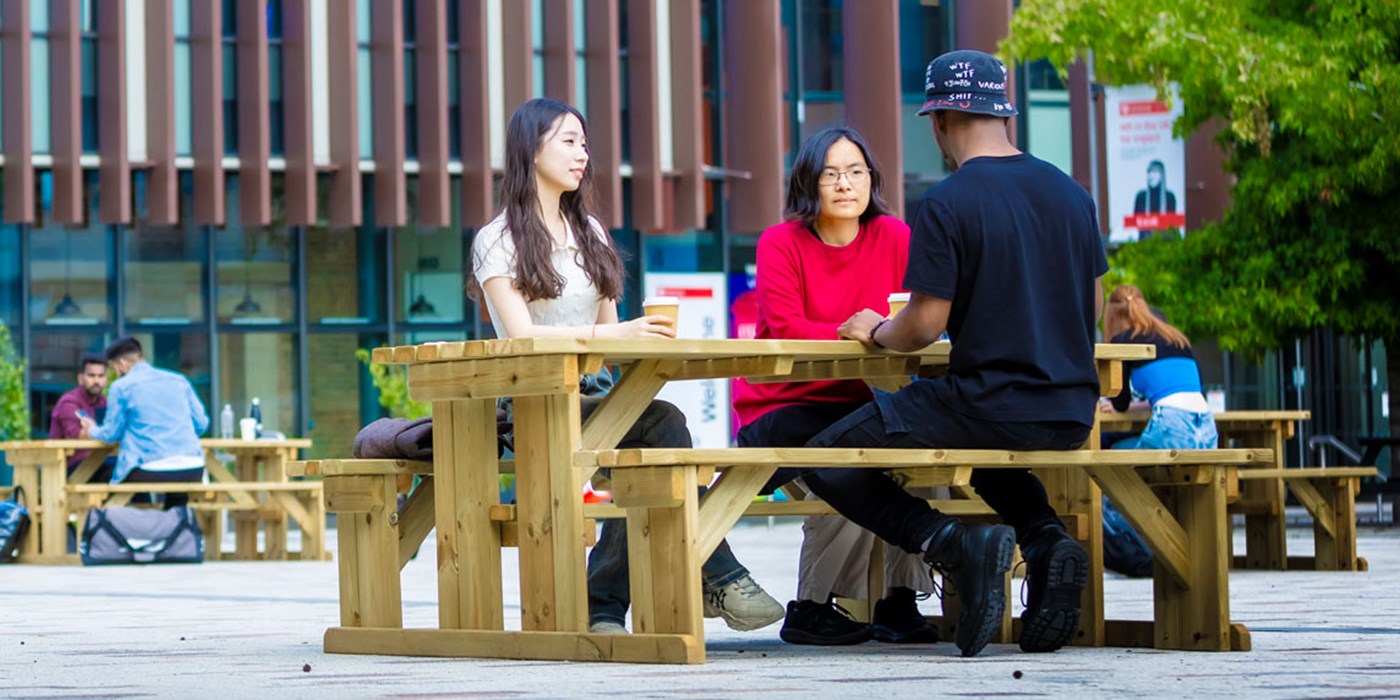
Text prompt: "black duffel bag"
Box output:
[[0, 486, 31, 563], [80, 505, 205, 565]]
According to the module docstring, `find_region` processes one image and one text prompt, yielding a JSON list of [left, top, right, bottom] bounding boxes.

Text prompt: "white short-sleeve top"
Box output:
[[471, 212, 612, 338]]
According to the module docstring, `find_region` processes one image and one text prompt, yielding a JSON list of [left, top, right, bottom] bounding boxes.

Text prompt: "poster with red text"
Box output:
[[1105, 85, 1186, 243]]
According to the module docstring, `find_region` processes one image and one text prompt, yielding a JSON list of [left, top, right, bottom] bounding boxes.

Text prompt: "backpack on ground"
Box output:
[[0, 486, 31, 563]]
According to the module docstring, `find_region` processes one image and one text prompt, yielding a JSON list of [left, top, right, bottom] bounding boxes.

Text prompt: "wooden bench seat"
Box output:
[[1232, 466, 1378, 571], [65, 480, 327, 562]]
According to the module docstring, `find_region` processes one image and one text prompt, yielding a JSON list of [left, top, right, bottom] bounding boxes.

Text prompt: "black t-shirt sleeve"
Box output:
[[905, 197, 958, 301]]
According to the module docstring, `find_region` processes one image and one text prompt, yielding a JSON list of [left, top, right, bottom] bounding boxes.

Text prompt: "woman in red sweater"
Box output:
[[733, 126, 938, 646]]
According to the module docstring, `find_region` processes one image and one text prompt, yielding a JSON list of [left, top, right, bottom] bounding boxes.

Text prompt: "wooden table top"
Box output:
[[1099, 410, 1310, 428], [373, 338, 1156, 365]]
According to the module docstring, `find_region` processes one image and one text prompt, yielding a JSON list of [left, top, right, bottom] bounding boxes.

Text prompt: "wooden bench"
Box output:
[[66, 481, 328, 561], [288, 458, 597, 629], [1232, 466, 1378, 571], [574, 446, 1272, 652]]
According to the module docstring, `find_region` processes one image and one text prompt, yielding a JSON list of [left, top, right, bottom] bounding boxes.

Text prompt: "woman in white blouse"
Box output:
[[470, 98, 783, 635]]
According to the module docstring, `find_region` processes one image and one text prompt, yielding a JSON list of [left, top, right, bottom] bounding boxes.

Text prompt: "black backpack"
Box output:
[[0, 486, 31, 563]]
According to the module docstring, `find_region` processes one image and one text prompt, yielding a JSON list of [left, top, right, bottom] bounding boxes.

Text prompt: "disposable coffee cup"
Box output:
[[239, 417, 258, 441], [642, 296, 681, 327], [887, 292, 911, 318]]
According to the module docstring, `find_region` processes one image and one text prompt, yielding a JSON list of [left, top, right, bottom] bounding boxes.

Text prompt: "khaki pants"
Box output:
[[795, 484, 939, 601]]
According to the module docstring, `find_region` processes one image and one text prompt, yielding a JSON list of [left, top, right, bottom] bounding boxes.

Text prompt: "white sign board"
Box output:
[[642, 272, 731, 449], [1105, 85, 1187, 243]]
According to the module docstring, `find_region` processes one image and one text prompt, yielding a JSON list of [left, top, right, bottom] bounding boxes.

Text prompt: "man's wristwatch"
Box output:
[[869, 319, 889, 349]]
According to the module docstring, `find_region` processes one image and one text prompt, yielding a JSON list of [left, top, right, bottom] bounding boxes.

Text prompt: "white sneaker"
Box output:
[[589, 620, 628, 635], [702, 574, 785, 631]]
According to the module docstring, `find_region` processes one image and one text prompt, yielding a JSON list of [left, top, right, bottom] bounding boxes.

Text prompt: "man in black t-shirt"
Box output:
[[799, 50, 1109, 658]]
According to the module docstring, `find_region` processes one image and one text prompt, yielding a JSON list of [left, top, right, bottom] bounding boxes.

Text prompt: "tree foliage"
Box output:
[[0, 323, 30, 441], [354, 349, 430, 420], [1004, 0, 1400, 357]]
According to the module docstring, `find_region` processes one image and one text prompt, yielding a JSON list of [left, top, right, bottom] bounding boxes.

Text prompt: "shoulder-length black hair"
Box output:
[[484, 97, 624, 302], [783, 126, 894, 227]]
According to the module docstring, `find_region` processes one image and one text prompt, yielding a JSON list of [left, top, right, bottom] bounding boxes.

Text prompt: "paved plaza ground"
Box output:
[[3, 515, 1399, 698]]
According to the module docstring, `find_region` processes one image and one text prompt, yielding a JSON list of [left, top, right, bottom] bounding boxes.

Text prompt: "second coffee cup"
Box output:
[[887, 292, 911, 318]]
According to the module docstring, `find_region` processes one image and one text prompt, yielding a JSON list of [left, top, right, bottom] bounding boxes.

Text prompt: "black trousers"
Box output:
[[124, 466, 204, 508]]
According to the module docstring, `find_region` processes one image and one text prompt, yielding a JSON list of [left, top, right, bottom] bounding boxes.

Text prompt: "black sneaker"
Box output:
[[923, 521, 1015, 657], [871, 589, 940, 644], [1018, 529, 1088, 653], [779, 599, 875, 646]]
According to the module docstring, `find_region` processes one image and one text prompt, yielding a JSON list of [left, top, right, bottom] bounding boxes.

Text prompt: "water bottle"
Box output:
[[220, 404, 235, 439], [249, 397, 263, 438]]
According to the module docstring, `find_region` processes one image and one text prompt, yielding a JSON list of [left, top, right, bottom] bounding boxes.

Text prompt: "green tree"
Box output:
[[0, 323, 30, 441], [1004, 0, 1400, 358], [355, 349, 430, 420]]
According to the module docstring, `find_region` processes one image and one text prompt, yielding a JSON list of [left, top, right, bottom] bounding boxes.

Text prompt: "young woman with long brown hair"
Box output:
[[1101, 285, 1217, 449], [471, 98, 782, 635]]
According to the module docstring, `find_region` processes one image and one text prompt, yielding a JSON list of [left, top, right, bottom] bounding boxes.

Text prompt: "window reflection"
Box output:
[[306, 333, 383, 459], [218, 175, 296, 325], [127, 173, 207, 325], [219, 332, 296, 437], [29, 173, 113, 326]]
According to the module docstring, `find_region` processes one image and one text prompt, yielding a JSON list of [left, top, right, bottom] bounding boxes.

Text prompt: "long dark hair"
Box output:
[[783, 126, 894, 227], [487, 98, 624, 302]]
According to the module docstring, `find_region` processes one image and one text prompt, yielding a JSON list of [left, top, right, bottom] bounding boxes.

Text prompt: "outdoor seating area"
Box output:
[[0, 438, 326, 564]]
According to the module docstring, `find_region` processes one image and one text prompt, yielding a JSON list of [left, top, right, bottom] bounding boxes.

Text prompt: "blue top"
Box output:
[[1110, 330, 1203, 411], [902, 153, 1108, 425], [87, 361, 209, 483]]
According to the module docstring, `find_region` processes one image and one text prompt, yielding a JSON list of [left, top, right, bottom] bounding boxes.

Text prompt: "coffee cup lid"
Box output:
[[643, 296, 680, 306]]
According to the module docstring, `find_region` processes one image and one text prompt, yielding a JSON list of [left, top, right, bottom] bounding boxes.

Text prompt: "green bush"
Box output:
[[355, 348, 429, 420], [0, 323, 29, 442]]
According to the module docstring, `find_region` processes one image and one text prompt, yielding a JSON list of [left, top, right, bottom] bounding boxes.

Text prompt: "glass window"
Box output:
[[81, 0, 98, 152], [27, 331, 110, 437], [174, 0, 193, 156], [29, 172, 114, 327], [357, 1, 373, 158], [219, 331, 296, 437], [897, 0, 952, 209], [0, 224, 20, 329], [31, 0, 51, 155], [397, 179, 466, 326], [404, 0, 418, 159], [126, 173, 207, 326], [268, 0, 284, 157], [306, 209, 386, 325], [217, 176, 296, 325], [306, 332, 384, 459], [222, 0, 239, 155]]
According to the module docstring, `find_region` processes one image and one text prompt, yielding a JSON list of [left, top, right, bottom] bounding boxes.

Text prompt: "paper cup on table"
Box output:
[[238, 417, 258, 441], [887, 292, 911, 318], [642, 296, 681, 329]]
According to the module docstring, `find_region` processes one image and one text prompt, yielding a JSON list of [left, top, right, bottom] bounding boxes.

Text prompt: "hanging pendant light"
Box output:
[[51, 230, 84, 318], [235, 238, 262, 314]]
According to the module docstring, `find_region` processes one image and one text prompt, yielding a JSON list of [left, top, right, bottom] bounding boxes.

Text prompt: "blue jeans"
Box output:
[[1111, 404, 1218, 450], [584, 398, 748, 626]]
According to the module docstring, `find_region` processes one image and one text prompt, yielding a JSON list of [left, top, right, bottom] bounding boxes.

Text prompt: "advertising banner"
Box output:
[[1104, 85, 1187, 243], [642, 272, 731, 448]]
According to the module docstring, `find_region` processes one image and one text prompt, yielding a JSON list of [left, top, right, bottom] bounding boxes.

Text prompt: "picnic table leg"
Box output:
[[234, 453, 260, 560], [1033, 466, 1105, 647], [612, 466, 704, 642], [40, 451, 69, 559], [1301, 476, 1358, 571], [513, 390, 589, 633], [262, 450, 292, 560], [199, 510, 223, 560], [1236, 427, 1288, 570], [325, 473, 403, 628], [431, 398, 505, 630], [1153, 466, 1234, 651]]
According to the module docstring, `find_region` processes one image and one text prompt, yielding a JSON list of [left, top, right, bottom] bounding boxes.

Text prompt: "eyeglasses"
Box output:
[[818, 167, 870, 186]]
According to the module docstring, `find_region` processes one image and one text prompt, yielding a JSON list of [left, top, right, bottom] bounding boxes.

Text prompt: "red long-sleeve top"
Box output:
[[732, 216, 910, 427]]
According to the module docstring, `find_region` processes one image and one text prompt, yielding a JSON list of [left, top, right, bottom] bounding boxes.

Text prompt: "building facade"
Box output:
[[0, 0, 1389, 471]]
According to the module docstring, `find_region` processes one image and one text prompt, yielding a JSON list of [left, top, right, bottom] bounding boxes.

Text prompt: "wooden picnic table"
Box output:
[[310, 337, 1282, 664], [0, 437, 316, 564], [1099, 410, 1310, 570]]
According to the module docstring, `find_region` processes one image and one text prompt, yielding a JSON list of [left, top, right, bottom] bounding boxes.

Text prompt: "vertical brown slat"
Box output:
[[371, 0, 406, 227], [1186, 119, 1230, 232], [502, 0, 532, 114], [459, 0, 491, 225], [50, 0, 82, 224], [326, 0, 360, 227], [584, 0, 621, 228], [669, 0, 704, 231], [955, 0, 1018, 146], [283, 0, 316, 226], [724, 0, 783, 233], [416, 0, 450, 227], [1068, 60, 1093, 194], [98, 0, 130, 223], [1, 0, 33, 223], [626, 0, 663, 232], [541, 0, 574, 103], [238, 0, 271, 226], [191, 0, 225, 225], [843, 0, 903, 218], [146, 0, 178, 225]]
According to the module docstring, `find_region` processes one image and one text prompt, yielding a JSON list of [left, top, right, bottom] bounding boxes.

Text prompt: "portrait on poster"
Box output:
[[1105, 85, 1187, 243]]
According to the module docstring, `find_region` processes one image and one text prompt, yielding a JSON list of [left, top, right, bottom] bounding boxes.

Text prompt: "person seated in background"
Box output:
[[48, 353, 114, 483], [77, 337, 209, 509]]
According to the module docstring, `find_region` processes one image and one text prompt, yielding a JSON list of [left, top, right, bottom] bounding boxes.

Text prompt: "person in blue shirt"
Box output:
[[77, 337, 209, 508]]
